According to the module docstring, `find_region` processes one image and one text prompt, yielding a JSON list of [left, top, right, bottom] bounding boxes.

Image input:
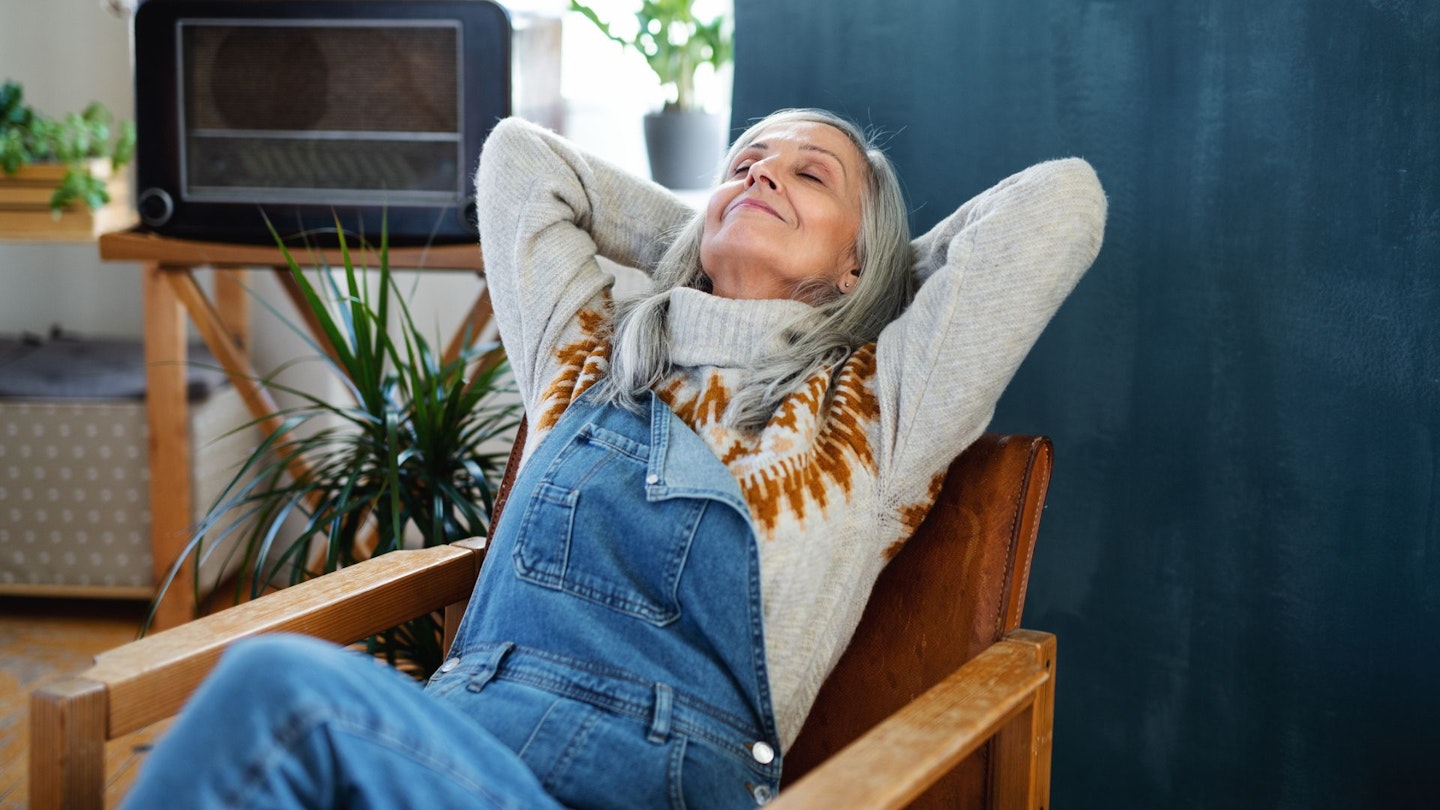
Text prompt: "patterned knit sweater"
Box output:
[[475, 118, 1107, 748]]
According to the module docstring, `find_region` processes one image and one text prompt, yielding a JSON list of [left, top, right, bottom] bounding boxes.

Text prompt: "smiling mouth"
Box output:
[[729, 198, 783, 220]]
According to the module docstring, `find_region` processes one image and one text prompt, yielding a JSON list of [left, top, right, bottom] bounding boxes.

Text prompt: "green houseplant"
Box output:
[[570, 0, 733, 189], [151, 220, 520, 677], [570, 0, 731, 114], [0, 79, 135, 212]]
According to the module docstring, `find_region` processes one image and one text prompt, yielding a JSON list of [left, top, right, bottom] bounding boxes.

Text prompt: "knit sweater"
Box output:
[[475, 117, 1107, 748]]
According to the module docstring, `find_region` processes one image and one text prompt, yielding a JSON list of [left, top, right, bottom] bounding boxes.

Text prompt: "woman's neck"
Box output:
[[665, 287, 814, 369]]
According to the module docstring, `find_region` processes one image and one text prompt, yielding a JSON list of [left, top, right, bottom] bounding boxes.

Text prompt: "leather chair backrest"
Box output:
[[781, 433, 1053, 809]]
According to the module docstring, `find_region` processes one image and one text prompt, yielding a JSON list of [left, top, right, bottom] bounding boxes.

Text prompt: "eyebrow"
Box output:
[[744, 140, 850, 180]]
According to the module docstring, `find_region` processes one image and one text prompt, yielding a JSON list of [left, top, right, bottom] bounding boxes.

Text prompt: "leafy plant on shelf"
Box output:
[[149, 219, 520, 677], [0, 79, 135, 212], [570, 0, 732, 112]]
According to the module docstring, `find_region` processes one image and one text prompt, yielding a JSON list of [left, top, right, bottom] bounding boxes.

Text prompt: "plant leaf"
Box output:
[[147, 214, 521, 678]]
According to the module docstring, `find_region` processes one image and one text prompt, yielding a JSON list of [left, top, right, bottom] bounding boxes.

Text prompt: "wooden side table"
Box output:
[[98, 229, 489, 629]]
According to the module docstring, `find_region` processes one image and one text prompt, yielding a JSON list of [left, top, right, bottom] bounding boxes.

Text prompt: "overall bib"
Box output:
[[426, 389, 784, 809]]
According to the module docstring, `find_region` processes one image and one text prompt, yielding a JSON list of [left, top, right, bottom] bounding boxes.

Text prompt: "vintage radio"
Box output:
[[133, 0, 549, 245]]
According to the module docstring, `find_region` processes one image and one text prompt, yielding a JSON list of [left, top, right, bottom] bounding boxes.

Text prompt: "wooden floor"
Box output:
[[0, 597, 170, 809]]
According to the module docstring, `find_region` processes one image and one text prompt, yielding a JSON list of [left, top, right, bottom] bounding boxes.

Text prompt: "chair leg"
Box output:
[[30, 677, 109, 810], [440, 538, 488, 655], [442, 597, 471, 656], [990, 631, 1056, 810]]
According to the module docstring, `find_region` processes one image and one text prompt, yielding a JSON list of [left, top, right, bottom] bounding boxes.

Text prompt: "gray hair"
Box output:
[[595, 108, 914, 430]]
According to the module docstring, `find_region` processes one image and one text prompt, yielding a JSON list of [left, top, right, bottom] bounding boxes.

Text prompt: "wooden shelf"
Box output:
[[0, 160, 136, 242]]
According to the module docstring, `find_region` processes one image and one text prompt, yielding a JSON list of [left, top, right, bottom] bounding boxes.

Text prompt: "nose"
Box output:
[[745, 158, 779, 191]]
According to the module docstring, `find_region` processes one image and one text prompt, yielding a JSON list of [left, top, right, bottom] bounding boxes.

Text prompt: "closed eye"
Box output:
[[797, 162, 833, 185]]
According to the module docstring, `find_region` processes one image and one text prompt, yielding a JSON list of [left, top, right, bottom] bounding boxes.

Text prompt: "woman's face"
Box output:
[[699, 121, 866, 301]]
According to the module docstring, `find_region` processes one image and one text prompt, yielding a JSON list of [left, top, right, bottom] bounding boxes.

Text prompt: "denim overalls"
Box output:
[[426, 389, 784, 809]]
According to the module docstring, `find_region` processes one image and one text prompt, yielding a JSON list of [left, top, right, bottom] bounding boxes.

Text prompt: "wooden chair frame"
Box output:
[[30, 434, 1056, 809]]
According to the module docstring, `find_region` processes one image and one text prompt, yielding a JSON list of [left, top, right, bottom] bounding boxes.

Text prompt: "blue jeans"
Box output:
[[123, 391, 781, 809], [120, 634, 562, 809]]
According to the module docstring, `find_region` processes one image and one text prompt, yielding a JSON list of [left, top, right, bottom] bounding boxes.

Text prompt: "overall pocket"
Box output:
[[511, 423, 706, 626]]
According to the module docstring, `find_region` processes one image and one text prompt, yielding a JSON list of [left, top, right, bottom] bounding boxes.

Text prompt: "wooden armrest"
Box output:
[[92, 538, 486, 735], [29, 539, 486, 810], [770, 630, 1056, 810]]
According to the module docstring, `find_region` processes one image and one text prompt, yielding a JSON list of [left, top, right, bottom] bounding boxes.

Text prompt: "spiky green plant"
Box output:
[[148, 218, 519, 676]]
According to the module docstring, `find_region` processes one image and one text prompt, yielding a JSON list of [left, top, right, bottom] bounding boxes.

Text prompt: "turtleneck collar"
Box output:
[[666, 287, 816, 368]]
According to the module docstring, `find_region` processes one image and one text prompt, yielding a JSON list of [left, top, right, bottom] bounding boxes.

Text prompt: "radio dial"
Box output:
[[137, 187, 175, 227]]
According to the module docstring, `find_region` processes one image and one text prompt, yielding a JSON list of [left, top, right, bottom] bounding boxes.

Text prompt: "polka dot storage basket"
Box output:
[[0, 335, 257, 598]]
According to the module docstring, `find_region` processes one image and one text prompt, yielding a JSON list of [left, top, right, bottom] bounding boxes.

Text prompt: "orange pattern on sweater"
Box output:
[[539, 322, 887, 540], [656, 344, 882, 539], [535, 307, 610, 430], [886, 470, 949, 559]]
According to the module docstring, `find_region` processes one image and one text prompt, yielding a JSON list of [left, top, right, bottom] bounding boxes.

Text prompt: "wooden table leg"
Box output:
[[442, 280, 494, 365], [143, 263, 194, 630], [271, 265, 342, 366], [214, 268, 249, 352], [168, 272, 294, 447]]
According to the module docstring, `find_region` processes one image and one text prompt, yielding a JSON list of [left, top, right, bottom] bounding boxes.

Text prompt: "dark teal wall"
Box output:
[[731, 1, 1439, 806]]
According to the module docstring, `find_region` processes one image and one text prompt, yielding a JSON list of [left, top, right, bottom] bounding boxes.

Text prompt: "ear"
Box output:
[[837, 267, 862, 295]]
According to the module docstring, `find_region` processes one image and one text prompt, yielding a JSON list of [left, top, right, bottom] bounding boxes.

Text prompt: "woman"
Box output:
[[121, 109, 1105, 809]]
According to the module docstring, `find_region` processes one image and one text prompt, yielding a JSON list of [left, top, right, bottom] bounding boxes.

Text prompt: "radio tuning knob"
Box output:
[[458, 195, 479, 235], [137, 187, 174, 227]]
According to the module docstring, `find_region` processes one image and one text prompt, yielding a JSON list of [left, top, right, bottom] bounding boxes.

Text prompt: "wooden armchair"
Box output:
[[29, 432, 1056, 809]]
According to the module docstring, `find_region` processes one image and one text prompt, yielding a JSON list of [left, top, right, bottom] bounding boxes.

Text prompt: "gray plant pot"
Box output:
[[643, 109, 726, 190]]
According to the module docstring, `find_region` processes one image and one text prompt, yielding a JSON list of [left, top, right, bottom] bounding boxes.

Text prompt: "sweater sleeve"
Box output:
[[874, 158, 1107, 507], [474, 117, 697, 407]]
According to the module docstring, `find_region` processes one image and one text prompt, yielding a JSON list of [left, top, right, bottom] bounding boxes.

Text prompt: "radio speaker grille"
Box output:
[[186, 24, 459, 132], [181, 22, 464, 202]]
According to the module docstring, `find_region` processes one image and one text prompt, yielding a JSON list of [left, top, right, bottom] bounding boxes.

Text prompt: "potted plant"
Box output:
[[570, 0, 733, 189], [0, 80, 135, 219], [149, 219, 521, 677]]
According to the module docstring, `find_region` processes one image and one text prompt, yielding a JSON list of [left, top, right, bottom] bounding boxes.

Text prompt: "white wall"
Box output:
[[0, 0, 141, 338]]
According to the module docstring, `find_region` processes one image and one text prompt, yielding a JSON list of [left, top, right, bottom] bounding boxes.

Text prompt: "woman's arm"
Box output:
[[474, 118, 696, 405], [875, 158, 1107, 500]]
